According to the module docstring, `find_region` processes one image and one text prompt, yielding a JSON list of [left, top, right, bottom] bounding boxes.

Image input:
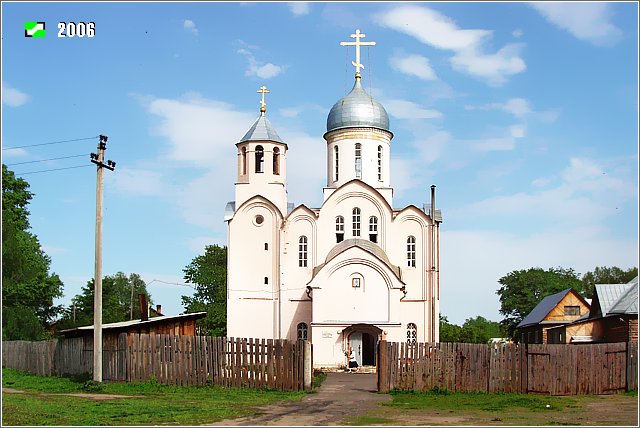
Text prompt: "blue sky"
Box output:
[[2, 2, 638, 325]]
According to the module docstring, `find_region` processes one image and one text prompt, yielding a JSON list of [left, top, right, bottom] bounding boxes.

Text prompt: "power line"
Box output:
[[7, 153, 89, 166], [147, 279, 196, 289], [15, 164, 92, 176], [2, 136, 98, 151]]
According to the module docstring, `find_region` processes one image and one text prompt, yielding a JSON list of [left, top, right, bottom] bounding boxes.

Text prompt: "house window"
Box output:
[[297, 322, 308, 340], [564, 306, 580, 316], [352, 208, 361, 237], [407, 236, 416, 267], [377, 145, 382, 181], [298, 236, 308, 267], [255, 145, 264, 173], [335, 216, 344, 243], [334, 146, 339, 181], [369, 216, 378, 243], [352, 277, 361, 288], [264, 243, 268, 250], [264, 277, 268, 285], [273, 147, 280, 175], [407, 323, 417, 345], [355, 143, 362, 179], [241, 147, 247, 175]]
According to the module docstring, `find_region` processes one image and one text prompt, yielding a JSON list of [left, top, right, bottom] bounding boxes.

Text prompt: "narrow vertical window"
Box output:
[[264, 277, 269, 284], [255, 145, 264, 173], [242, 147, 247, 175], [377, 145, 383, 181], [264, 243, 268, 250], [334, 146, 339, 181], [273, 147, 280, 175], [355, 143, 362, 179], [369, 216, 378, 243], [335, 216, 345, 243], [299, 236, 308, 267], [407, 323, 417, 345], [352, 208, 361, 237], [297, 322, 308, 340], [407, 236, 416, 267]]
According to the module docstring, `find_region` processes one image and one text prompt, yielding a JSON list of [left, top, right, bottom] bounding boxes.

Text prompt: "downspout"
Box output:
[[430, 185, 436, 342]]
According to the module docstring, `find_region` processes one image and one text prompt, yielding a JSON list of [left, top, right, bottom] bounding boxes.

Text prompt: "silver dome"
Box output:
[[326, 77, 390, 133]]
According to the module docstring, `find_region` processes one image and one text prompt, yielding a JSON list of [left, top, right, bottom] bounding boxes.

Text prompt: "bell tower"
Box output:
[[235, 85, 288, 215]]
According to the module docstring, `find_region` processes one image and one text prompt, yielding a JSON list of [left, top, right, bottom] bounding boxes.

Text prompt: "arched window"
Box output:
[[377, 145, 383, 181], [334, 146, 339, 181], [242, 147, 247, 175], [273, 147, 280, 175], [369, 216, 378, 243], [407, 323, 417, 345], [255, 145, 264, 173], [335, 216, 345, 243], [407, 236, 416, 267], [297, 322, 308, 341], [355, 143, 362, 179], [264, 277, 269, 284], [352, 208, 361, 237], [298, 236, 308, 267]]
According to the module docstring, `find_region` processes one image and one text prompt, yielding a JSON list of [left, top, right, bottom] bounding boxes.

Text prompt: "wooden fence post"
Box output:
[[377, 340, 388, 392]]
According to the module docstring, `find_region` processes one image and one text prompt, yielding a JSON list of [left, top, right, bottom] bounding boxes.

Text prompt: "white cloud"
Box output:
[[512, 28, 524, 38], [278, 103, 325, 118], [450, 43, 526, 87], [374, 5, 526, 86], [289, 2, 310, 16], [504, 98, 531, 117], [2, 81, 31, 107], [509, 124, 526, 139], [375, 5, 489, 51], [2, 147, 29, 158], [530, 2, 623, 46], [146, 92, 255, 166], [469, 137, 516, 152], [532, 177, 551, 187], [391, 53, 438, 80], [110, 168, 171, 196], [410, 130, 451, 164], [238, 49, 286, 79], [183, 19, 198, 35], [384, 99, 443, 120]]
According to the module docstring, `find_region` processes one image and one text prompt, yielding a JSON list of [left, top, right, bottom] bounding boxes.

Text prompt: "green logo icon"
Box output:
[[24, 22, 46, 38]]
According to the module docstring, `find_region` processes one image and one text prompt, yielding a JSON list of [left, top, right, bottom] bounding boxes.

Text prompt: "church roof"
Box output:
[[326, 77, 390, 134], [239, 113, 283, 144], [311, 238, 402, 281]]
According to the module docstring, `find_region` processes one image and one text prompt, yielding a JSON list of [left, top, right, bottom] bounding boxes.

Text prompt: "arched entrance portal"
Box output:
[[344, 324, 382, 367]]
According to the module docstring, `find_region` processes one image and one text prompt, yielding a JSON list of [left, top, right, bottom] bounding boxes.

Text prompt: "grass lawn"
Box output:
[[2, 368, 305, 426], [346, 388, 639, 426]]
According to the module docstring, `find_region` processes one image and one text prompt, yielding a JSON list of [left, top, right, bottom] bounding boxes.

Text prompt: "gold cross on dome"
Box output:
[[340, 29, 376, 77], [257, 85, 270, 112]]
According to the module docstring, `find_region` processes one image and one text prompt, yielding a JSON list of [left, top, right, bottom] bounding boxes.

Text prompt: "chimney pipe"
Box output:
[[156, 304, 162, 315], [430, 185, 436, 221], [138, 293, 148, 321]]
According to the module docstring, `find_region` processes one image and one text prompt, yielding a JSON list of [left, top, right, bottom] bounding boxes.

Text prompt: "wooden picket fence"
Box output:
[[2, 334, 312, 391], [377, 341, 638, 395]]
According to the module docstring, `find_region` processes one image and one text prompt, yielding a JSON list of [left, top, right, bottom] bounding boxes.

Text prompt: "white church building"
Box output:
[[226, 30, 442, 369]]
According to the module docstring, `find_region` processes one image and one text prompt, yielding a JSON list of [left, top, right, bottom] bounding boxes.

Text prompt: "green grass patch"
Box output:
[[312, 371, 327, 388], [387, 389, 576, 413], [345, 415, 395, 426], [2, 368, 305, 426]]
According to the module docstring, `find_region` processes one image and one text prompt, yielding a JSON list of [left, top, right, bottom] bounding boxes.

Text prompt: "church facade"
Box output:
[[225, 30, 442, 369]]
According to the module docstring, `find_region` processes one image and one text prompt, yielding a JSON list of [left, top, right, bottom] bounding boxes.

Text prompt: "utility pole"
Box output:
[[90, 135, 116, 382]]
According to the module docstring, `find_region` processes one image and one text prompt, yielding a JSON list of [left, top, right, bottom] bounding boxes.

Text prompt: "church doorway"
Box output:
[[348, 331, 377, 367]]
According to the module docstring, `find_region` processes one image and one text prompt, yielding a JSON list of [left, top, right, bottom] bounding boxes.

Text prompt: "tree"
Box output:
[[496, 267, 581, 340], [439, 314, 461, 343], [181, 245, 227, 336], [2, 164, 64, 340], [580, 266, 638, 299], [58, 272, 152, 330], [459, 316, 503, 344]]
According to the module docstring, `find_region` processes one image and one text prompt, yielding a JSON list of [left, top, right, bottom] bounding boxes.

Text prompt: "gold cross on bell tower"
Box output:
[[340, 29, 376, 78], [257, 85, 270, 114]]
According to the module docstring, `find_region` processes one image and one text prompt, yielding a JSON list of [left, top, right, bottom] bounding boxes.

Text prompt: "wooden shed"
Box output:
[[517, 288, 591, 344]]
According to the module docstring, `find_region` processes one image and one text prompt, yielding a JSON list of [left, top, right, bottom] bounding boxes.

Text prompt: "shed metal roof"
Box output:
[[58, 312, 207, 334], [608, 281, 638, 315], [517, 288, 572, 328]]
